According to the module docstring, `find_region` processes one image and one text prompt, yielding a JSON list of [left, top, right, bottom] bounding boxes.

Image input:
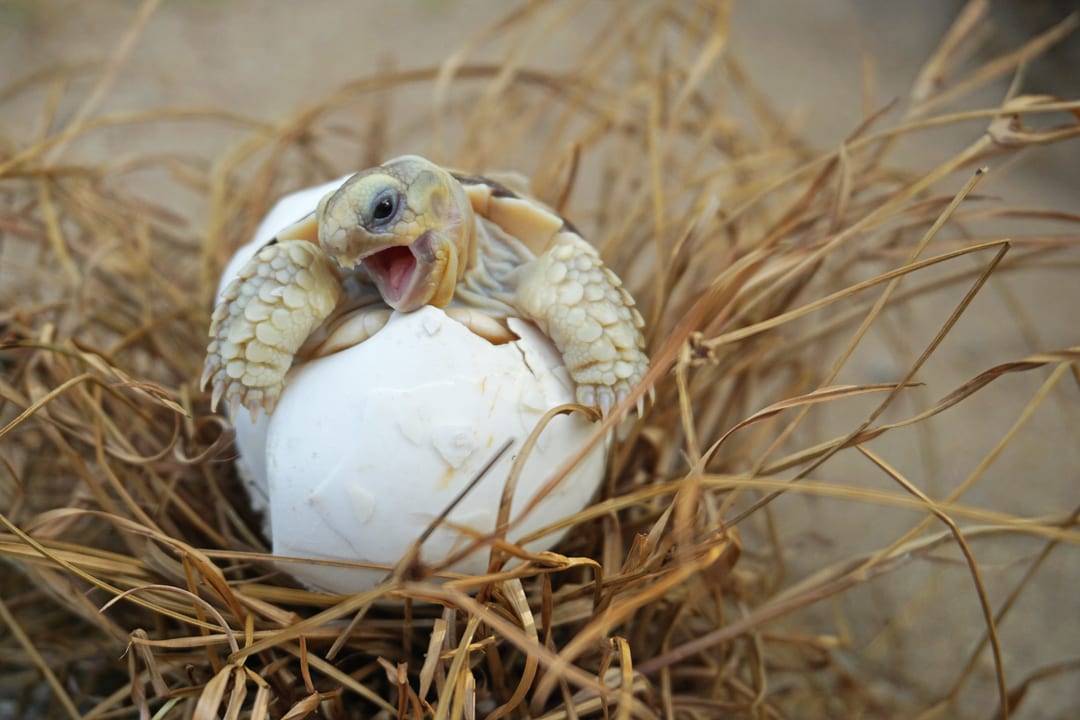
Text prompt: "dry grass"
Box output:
[[2, 1, 1080, 718]]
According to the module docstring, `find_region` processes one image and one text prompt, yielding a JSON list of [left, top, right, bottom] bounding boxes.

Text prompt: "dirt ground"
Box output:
[[1, 1, 1078, 718]]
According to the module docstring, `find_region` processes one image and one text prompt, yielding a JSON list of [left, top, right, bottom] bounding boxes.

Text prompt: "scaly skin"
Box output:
[[511, 231, 647, 416], [203, 241, 340, 418], [203, 155, 649, 419]]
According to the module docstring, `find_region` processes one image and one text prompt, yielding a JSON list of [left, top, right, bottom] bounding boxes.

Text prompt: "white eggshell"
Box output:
[[218, 180, 608, 594], [266, 307, 607, 593], [218, 178, 350, 529]]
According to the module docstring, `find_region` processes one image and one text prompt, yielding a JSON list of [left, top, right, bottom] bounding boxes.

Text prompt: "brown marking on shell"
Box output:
[[453, 173, 518, 199], [457, 174, 568, 255], [557, 217, 582, 238]]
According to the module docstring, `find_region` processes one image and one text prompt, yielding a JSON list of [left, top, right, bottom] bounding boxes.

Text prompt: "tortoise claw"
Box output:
[[210, 377, 226, 415], [575, 379, 652, 420], [576, 385, 597, 414], [598, 387, 616, 417]]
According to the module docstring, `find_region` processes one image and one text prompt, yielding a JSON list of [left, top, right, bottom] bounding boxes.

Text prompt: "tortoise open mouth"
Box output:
[[365, 246, 417, 306]]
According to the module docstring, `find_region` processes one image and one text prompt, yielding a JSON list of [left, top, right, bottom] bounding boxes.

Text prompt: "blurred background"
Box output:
[[1, 0, 1077, 194], [1, 1, 1078, 717]]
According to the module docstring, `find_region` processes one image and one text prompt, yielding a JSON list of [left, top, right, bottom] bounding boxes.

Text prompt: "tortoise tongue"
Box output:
[[366, 246, 416, 303]]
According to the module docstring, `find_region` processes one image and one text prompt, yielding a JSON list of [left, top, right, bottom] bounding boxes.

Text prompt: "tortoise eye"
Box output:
[[370, 189, 398, 226]]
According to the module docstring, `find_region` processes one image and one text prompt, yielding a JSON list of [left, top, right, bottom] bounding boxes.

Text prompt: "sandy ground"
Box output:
[[1, 1, 1078, 717]]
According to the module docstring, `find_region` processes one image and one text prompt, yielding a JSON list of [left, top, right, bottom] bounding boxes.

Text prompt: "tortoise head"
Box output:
[[317, 155, 476, 312]]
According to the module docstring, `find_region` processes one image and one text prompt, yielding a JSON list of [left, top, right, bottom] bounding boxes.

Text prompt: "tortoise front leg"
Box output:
[[202, 236, 341, 419], [512, 231, 649, 416]]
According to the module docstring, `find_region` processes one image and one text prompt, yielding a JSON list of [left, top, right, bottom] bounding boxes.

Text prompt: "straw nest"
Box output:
[[2, 2, 1079, 718]]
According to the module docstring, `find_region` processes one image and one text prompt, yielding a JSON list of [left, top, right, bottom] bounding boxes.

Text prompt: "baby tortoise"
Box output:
[[202, 155, 649, 419]]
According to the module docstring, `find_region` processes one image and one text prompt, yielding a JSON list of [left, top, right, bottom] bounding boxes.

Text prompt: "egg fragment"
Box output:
[[219, 181, 608, 594]]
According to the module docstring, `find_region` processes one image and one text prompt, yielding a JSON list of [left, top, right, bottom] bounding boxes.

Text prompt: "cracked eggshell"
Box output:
[[266, 306, 607, 593], [218, 180, 608, 594]]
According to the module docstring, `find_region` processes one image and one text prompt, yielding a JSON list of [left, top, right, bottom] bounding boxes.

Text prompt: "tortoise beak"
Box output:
[[361, 231, 457, 311], [363, 244, 419, 309]]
